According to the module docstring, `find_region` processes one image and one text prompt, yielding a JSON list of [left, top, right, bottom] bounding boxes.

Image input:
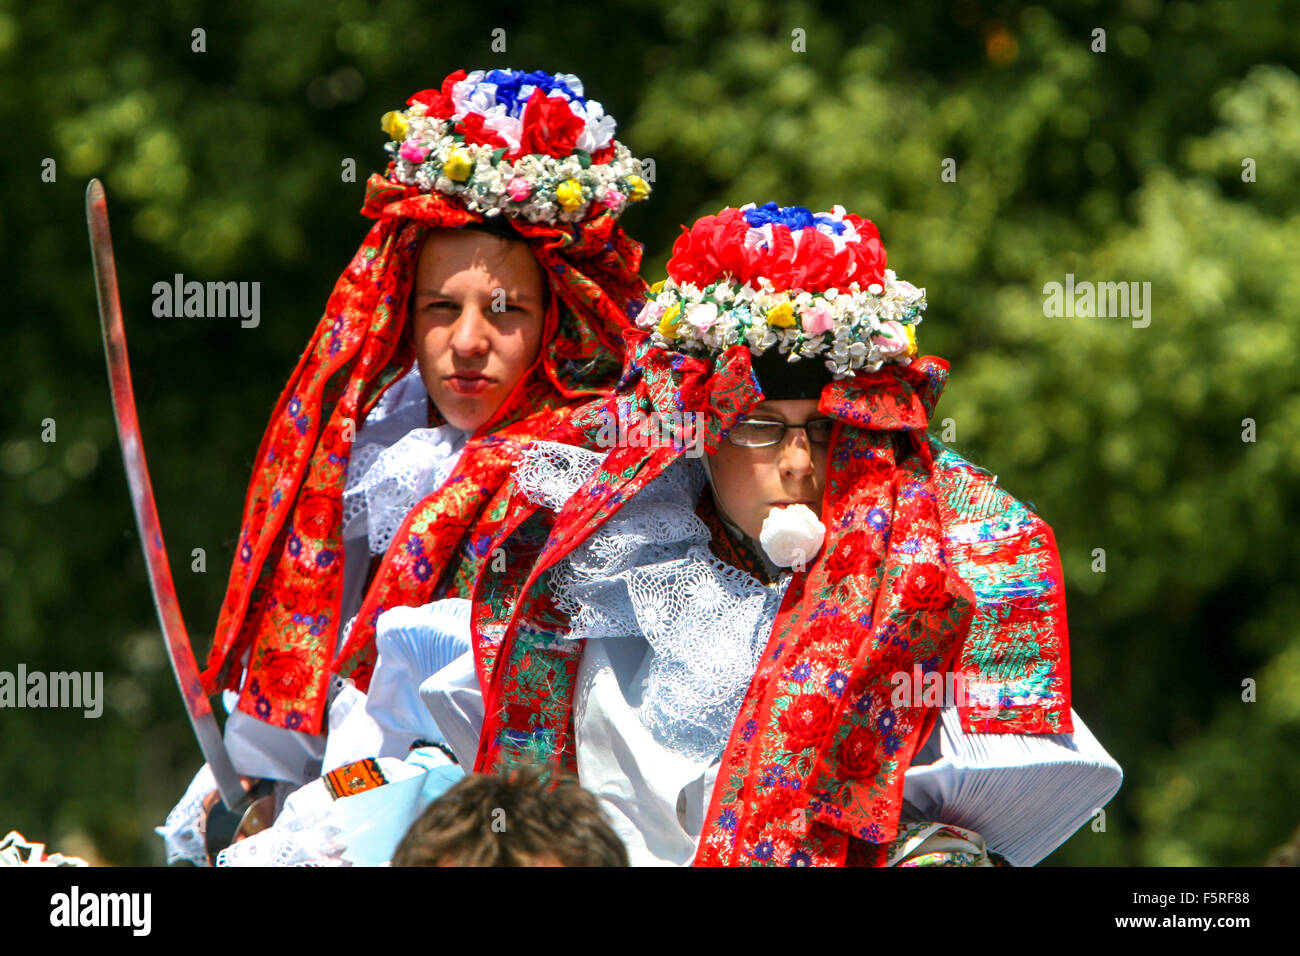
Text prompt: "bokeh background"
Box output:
[[3, 0, 1298, 865]]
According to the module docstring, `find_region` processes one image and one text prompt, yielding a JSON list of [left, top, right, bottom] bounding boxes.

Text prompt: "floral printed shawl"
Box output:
[[469, 330, 1072, 865]]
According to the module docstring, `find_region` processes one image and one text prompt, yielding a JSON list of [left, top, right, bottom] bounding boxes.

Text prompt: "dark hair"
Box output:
[[749, 346, 834, 400], [462, 215, 524, 242], [391, 766, 629, 867]]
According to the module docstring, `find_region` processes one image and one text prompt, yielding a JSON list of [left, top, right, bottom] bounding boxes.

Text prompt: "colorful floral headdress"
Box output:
[[379, 69, 651, 225], [634, 203, 925, 378]]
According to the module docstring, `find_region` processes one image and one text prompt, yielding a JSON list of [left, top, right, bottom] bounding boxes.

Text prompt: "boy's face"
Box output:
[[707, 398, 829, 541], [411, 228, 547, 433]]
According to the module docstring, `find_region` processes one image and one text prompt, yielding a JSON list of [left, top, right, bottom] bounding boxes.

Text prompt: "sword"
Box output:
[[86, 178, 252, 814]]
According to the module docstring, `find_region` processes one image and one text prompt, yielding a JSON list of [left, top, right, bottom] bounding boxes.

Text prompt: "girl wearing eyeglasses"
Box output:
[[424, 203, 1122, 867]]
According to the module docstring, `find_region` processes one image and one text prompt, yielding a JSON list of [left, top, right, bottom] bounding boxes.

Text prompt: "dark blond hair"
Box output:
[[391, 765, 628, 867]]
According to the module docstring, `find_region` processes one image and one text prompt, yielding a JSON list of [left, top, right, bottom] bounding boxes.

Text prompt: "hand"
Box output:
[[200, 774, 262, 816], [202, 776, 267, 850]]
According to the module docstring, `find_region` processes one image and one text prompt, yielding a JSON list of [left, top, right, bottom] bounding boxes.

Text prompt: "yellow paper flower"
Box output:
[[380, 110, 409, 141], [657, 304, 681, 336], [626, 175, 650, 201], [443, 148, 474, 182], [766, 302, 796, 328], [649, 280, 666, 295], [905, 323, 918, 356], [556, 179, 585, 211]]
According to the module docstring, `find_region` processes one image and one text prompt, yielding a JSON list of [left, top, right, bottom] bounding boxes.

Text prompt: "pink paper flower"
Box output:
[[601, 189, 626, 209], [506, 177, 532, 202], [635, 300, 665, 329], [400, 141, 430, 164], [872, 320, 908, 356], [803, 305, 834, 335]]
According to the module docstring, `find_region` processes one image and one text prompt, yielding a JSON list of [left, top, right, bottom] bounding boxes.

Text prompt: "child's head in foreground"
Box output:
[[391, 765, 629, 867]]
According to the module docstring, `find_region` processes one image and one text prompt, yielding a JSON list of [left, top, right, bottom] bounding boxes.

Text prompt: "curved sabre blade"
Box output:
[[86, 179, 249, 812]]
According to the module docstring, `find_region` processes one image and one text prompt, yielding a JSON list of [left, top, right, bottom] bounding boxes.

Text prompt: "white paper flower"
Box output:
[[686, 302, 719, 332], [759, 504, 826, 568]]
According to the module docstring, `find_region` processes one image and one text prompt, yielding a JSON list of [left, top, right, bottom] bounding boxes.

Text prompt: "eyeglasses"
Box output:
[[726, 417, 835, 448]]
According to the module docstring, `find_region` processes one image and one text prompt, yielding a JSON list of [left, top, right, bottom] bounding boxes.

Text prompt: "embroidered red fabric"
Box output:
[[200, 172, 645, 735], [470, 331, 1073, 866]]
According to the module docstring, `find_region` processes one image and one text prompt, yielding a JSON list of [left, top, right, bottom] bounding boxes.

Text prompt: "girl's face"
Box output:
[[706, 398, 830, 540], [411, 228, 547, 433]]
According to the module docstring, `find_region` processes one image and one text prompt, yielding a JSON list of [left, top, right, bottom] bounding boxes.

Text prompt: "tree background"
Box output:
[[2, 0, 1297, 865]]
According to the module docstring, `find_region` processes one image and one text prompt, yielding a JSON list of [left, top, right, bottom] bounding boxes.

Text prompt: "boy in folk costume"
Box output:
[[433, 202, 1121, 866], [158, 68, 652, 863]]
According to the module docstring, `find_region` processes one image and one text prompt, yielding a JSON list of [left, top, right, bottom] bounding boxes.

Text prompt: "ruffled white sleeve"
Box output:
[[154, 763, 219, 866], [420, 651, 485, 769], [322, 598, 473, 771], [902, 706, 1123, 866]]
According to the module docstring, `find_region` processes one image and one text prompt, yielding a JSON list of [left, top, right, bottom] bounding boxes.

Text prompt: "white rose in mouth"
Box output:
[[759, 504, 826, 569]]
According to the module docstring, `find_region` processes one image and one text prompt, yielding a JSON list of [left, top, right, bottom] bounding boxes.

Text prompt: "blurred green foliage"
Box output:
[[2, 0, 1297, 865]]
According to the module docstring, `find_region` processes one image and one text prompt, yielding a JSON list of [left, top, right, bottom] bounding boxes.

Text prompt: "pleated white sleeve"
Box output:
[[420, 650, 486, 769], [902, 706, 1122, 866]]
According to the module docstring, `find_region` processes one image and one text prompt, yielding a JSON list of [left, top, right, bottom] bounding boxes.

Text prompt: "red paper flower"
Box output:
[[667, 209, 754, 289], [407, 69, 468, 119], [457, 113, 509, 149], [778, 694, 836, 752], [665, 207, 888, 294], [838, 725, 883, 780], [900, 562, 954, 612], [513, 89, 584, 159]]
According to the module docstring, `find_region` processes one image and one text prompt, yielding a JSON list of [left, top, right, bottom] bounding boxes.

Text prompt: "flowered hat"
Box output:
[[377, 69, 651, 226], [202, 69, 650, 736], [471, 202, 1074, 866], [635, 202, 925, 390]]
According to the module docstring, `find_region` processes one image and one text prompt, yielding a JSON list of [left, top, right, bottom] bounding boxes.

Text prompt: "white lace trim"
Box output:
[[215, 749, 458, 867], [514, 442, 788, 763], [334, 364, 471, 556], [342, 425, 470, 556], [515, 441, 607, 511], [215, 774, 347, 867], [155, 763, 217, 866], [0, 831, 89, 867], [215, 808, 348, 867]]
